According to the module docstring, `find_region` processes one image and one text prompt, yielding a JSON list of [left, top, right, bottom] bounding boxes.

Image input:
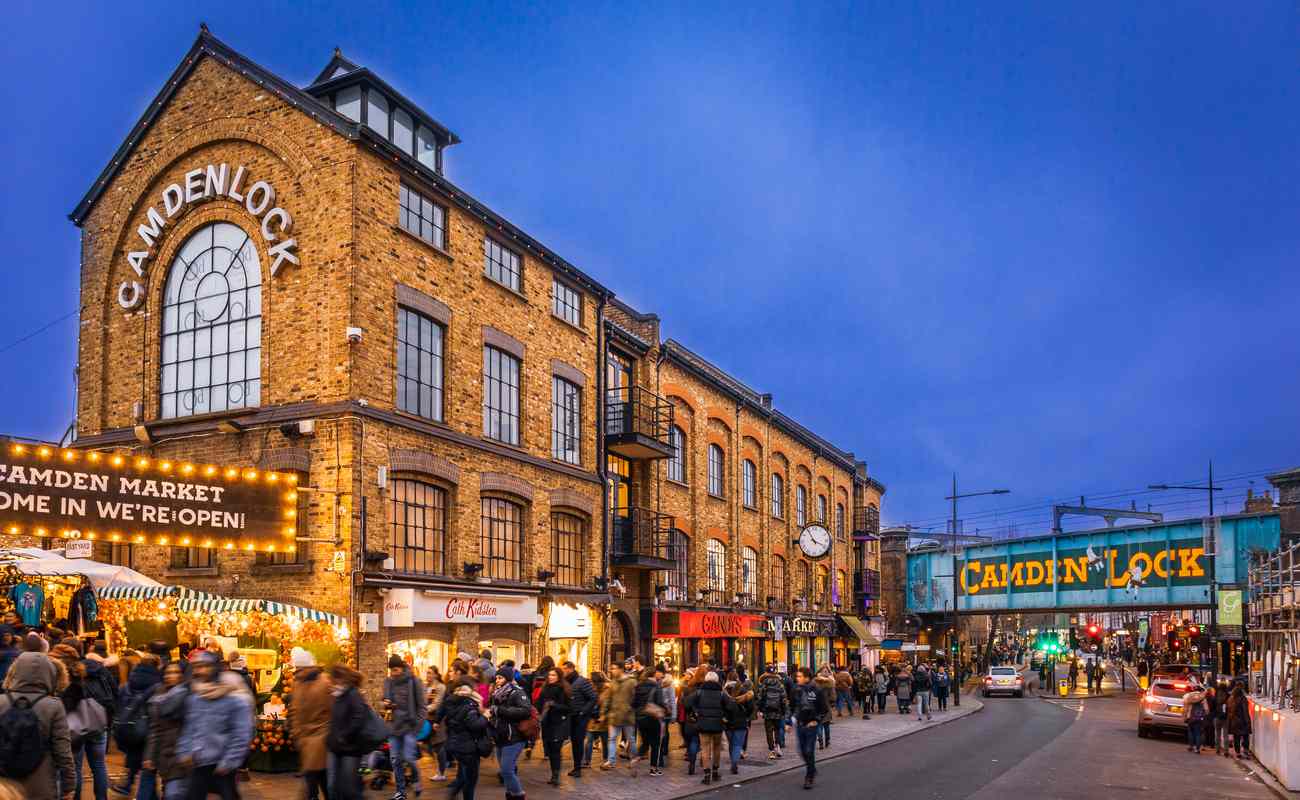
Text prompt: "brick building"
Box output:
[[29, 29, 885, 682]]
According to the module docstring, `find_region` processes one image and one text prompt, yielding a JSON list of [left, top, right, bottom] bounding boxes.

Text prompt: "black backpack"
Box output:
[[113, 692, 150, 750], [761, 680, 786, 713], [0, 693, 47, 779]]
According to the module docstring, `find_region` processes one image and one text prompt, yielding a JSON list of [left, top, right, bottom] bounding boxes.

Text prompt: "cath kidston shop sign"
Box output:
[[382, 589, 542, 627]]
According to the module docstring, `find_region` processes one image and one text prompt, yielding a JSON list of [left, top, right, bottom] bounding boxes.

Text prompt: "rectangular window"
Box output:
[[335, 86, 361, 121], [552, 279, 581, 326], [667, 427, 686, 483], [389, 479, 447, 575], [551, 513, 585, 587], [481, 498, 523, 581], [170, 547, 213, 569], [742, 461, 756, 508], [708, 445, 724, 497], [551, 376, 582, 465], [660, 531, 689, 602], [706, 539, 727, 593], [396, 307, 444, 421], [483, 346, 521, 445], [771, 474, 784, 518], [399, 183, 446, 249], [741, 547, 759, 599], [818, 494, 827, 523], [367, 90, 389, 137], [392, 108, 414, 154], [257, 547, 304, 566], [417, 125, 437, 170], [96, 542, 132, 568], [797, 486, 807, 527], [484, 237, 522, 292]]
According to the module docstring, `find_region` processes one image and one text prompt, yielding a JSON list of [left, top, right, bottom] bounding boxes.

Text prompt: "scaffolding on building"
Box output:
[[1248, 541, 1300, 710]]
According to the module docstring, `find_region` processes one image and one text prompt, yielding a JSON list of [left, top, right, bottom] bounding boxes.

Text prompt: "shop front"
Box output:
[[648, 609, 767, 674], [542, 592, 609, 674], [380, 586, 541, 677], [836, 614, 881, 669], [767, 614, 838, 672]]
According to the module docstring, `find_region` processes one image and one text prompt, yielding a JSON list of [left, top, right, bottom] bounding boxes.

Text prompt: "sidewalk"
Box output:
[[94, 699, 983, 800]]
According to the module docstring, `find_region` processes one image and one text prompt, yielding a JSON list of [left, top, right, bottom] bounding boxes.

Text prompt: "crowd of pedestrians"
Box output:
[[1179, 679, 1253, 759]]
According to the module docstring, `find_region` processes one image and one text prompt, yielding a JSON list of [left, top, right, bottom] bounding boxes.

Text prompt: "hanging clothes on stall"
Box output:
[[9, 580, 45, 627], [68, 581, 99, 634]]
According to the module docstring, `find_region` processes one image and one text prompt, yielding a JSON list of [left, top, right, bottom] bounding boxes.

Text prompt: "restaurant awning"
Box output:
[[837, 614, 881, 647]]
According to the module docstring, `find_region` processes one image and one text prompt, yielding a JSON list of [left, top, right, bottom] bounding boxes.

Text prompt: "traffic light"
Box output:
[[1187, 624, 1200, 637], [1069, 627, 1079, 650], [1086, 624, 1099, 638]]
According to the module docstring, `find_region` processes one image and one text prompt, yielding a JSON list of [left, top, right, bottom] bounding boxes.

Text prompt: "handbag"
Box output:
[[517, 706, 540, 741], [68, 698, 107, 744], [416, 720, 432, 742], [643, 701, 666, 721]]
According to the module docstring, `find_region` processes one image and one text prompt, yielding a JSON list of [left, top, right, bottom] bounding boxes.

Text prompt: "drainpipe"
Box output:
[[597, 296, 610, 594]]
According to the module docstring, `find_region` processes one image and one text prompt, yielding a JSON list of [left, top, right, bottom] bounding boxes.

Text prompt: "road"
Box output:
[[697, 668, 1275, 800]]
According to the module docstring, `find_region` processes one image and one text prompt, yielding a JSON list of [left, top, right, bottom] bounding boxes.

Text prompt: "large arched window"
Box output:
[[706, 538, 727, 593], [771, 555, 786, 602], [836, 503, 845, 540], [742, 460, 757, 508], [707, 444, 725, 497], [741, 546, 758, 599], [659, 530, 689, 602], [480, 497, 524, 581], [667, 425, 686, 483], [817, 494, 828, 524], [161, 222, 262, 418]]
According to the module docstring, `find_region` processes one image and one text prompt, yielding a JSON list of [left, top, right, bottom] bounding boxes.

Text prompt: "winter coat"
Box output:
[[1181, 690, 1208, 724], [659, 680, 678, 721], [145, 684, 188, 782], [176, 671, 254, 772], [723, 682, 754, 731], [894, 673, 913, 702], [82, 657, 119, 718], [834, 670, 853, 692], [605, 674, 636, 726], [0, 652, 75, 800], [117, 661, 162, 766], [426, 679, 447, 746], [684, 680, 736, 735], [813, 675, 835, 723], [591, 683, 611, 731], [567, 673, 598, 717], [791, 682, 829, 726], [913, 669, 932, 693], [853, 670, 874, 697], [382, 666, 426, 736], [1227, 692, 1252, 736], [535, 681, 572, 743], [435, 688, 488, 757], [326, 684, 370, 757], [489, 681, 533, 746], [874, 670, 889, 695], [288, 667, 332, 772], [758, 673, 789, 720], [632, 677, 662, 721], [0, 643, 18, 684]]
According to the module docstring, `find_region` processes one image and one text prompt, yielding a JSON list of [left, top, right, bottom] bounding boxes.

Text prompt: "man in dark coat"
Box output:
[[382, 655, 426, 800], [562, 660, 597, 778], [111, 654, 162, 796], [792, 667, 830, 790], [684, 671, 738, 786], [326, 664, 371, 800], [434, 683, 489, 800]]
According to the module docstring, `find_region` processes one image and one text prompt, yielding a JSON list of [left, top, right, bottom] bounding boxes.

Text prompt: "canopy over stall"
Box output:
[[0, 547, 162, 590]]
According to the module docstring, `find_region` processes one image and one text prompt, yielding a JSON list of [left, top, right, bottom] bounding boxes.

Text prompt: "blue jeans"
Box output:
[[162, 778, 188, 800], [795, 723, 818, 779], [776, 716, 788, 749], [497, 741, 525, 795], [135, 769, 158, 800], [606, 724, 636, 765], [915, 690, 931, 719], [685, 729, 700, 767], [817, 720, 830, 747], [387, 732, 422, 795], [725, 729, 744, 768], [835, 689, 853, 714], [584, 730, 607, 765], [1188, 722, 1204, 749], [73, 731, 109, 800]]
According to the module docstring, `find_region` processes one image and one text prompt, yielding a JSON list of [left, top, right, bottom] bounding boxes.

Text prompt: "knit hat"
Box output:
[[705, 671, 719, 683], [290, 647, 316, 668], [388, 654, 406, 669]]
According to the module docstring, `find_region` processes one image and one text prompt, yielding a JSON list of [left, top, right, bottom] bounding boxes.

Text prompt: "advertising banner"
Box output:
[[0, 442, 298, 552], [1218, 589, 1244, 640]]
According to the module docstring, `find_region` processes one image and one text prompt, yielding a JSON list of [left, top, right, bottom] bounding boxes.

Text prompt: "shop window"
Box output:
[[771, 555, 786, 603], [484, 237, 522, 292], [742, 460, 757, 509], [707, 444, 724, 497], [667, 426, 686, 483], [551, 512, 585, 587], [170, 547, 213, 570], [97, 542, 132, 568], [706, 538, 726, 593], [741, 546, 758, 600], [482, 346, 520, 445], [399, 183, 447, 250], [796, 486, 807, 526], [817, 494, 827, 524], [552, 278, 581, 326], [396, 306, 444, 421], [658, 530, 689, 602], [389, 478, 447, 575], [771, 473, 784, 518], [388, 639, 451, 680], [836, 503, 845, 540], [551, 376, 581, 465], [160, 222, 262, 419], [480, 497, 524, 581]]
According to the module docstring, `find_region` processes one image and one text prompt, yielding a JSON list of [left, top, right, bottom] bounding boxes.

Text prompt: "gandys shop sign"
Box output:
[[653, 611, 767, 639], [0, 441, 298, 553], [958, 537, 1208, 595]]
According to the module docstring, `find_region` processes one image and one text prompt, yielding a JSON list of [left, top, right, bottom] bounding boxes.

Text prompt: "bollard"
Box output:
[[1058, 678, 1069, 697]]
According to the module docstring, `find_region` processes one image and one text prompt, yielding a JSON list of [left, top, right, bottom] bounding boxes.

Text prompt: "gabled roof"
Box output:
[[309, 48, 362, 86], [302, 59, 462, 146]]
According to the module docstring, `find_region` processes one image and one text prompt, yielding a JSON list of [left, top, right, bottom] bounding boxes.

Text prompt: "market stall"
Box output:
[[0, 547, 161, 636]]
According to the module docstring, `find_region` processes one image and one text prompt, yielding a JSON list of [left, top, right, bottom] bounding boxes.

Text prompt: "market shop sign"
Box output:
[[653, 610, 767, 639], [957, 537, 1208, 595], [0, 441, 298, 552], [118, 161, 300, 311], [767, 615, 836, 638]]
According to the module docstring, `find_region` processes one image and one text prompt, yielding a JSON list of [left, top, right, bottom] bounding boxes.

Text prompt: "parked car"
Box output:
[[981, 666, 1025, 698], [1137, 678, 1197, 738]]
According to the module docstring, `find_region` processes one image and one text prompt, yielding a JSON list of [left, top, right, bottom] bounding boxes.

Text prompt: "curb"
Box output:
[[671, 700, 986, 799]]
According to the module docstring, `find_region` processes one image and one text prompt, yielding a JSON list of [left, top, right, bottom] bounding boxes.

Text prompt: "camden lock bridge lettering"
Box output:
[[960, 538, 1206, 595]]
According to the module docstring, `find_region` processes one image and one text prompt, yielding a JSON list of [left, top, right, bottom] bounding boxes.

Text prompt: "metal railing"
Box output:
[[605, 386, 674, 448], [855, 568, 881, 599], [853, 505, 880, 536], [611, 506, 675, 563]]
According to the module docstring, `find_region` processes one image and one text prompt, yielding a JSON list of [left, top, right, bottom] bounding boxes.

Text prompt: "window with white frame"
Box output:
[[708, 444, 725, 497], [771, 473, 784, 518], [742, 460, 757, 508], [741, 546, 758, 599], [796, 486, 807, 526], [818, 494, 827, 523]]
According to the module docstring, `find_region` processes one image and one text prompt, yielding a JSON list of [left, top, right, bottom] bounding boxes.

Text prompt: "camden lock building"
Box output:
[[24, 28, 884, 683]]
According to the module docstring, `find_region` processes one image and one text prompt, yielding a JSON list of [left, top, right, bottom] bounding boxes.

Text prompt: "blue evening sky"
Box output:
[[2, 2, 1297, 533]]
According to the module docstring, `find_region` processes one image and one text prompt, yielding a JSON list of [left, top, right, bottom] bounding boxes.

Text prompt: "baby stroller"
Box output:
[[363, 740, 417, 791]]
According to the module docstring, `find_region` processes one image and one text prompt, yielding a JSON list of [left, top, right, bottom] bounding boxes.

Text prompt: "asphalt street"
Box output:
[[696, 670, 1275, 800]]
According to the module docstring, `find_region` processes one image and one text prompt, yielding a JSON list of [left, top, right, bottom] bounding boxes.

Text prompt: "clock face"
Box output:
[[799, 524, 832, 559]]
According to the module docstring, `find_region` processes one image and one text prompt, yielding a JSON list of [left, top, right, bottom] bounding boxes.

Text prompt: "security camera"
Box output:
[[346, 326, 364, 344], [610, 579, 627, 597]]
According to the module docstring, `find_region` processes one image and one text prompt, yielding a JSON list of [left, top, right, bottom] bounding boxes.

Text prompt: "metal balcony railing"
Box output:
[[611, 507, 676, 569], [605, 386, 675, 459], [855, 568, 881, 599], [853, 505, 881, 536]]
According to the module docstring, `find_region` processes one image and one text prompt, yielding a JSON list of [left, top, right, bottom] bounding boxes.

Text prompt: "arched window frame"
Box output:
[[667, 425, 687, 483], [741, 546, 759, 600], [771, 473, 785, 519], [771, 554, 787, 602], [388, 476, 449, 575], [480, 495, 525, 581], [742, 460, 757, 508], [706, 538, 727, 593], [707, 444, 725, 497]]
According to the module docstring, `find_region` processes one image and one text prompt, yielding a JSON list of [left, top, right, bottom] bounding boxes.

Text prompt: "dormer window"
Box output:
[[335, 85, 361, 122], [367, 91, 389, 135]]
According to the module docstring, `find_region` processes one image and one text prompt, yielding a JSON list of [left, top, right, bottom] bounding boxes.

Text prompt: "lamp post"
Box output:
[[944, 474, 1010, 707], [1149, 460, 1224, 683]]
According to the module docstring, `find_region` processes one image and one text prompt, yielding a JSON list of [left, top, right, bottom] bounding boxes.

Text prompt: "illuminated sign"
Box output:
[[958, 538, 1208, 595], [766, 615, 837, 638], [654, 611, 768, 639], [118, 161, 300, 310], [0, 441, 297, 553]]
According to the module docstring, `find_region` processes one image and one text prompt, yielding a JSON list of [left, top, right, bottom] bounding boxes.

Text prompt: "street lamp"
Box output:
[[944, 474, 1010, 707], [1149, 460, 1224, 683]]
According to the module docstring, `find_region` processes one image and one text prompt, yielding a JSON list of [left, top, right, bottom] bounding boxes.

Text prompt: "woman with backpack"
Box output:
[[0, 652, 75, 800], [534, 668, 571, 786], [435, 681, 489, 800], [50, 643, 109, 800], [111, 653, 161, 797], [488, 671, 533, 800], [723, 674, 754, 776], [1182, 685, 1209, 753], [933, 667, 950, 712], [758, 666, 788, 759]]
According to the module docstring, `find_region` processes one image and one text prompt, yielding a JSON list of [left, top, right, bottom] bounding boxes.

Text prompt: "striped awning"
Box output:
[[266, 600, 345, 628], [97, 584, 343, 629], [96, 585, 178, 601]]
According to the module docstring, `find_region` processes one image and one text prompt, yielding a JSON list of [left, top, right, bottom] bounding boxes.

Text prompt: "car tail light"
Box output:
[[1015, 677, 1024, 684], [984, 676, 993, 683]]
